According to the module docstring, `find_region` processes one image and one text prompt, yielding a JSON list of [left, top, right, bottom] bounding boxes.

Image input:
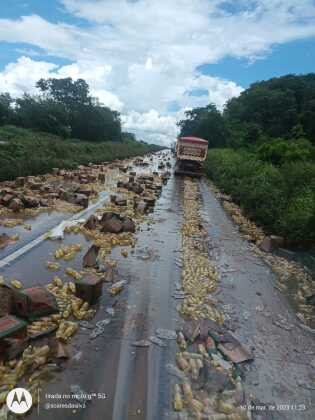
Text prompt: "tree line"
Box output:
[[178, 73, 315, 245], [0, 77, 122, 142], [178, 73, 315, 163]]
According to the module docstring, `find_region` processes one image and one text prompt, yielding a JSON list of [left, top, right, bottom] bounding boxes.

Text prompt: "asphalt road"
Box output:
[[0, 151, 314, 420]]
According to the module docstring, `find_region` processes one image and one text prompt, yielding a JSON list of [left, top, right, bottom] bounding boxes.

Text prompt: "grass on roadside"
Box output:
[[204, 148, 315, 245], [0, 125, 162, 182]]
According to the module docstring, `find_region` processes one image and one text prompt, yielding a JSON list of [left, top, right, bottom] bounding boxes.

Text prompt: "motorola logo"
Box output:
[[6, 388, 33, 414]]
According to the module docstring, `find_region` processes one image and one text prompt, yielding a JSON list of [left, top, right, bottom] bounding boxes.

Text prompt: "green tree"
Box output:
[[0, 93, 13, 126], [224, 73, 315, 144], [35, 77, 122, 141], [71, 105, 121, 142], [15, 94, 70, 137], [121, 132, 136, 142], [177, 104, 228, 147], [36, 77, 91, 110]]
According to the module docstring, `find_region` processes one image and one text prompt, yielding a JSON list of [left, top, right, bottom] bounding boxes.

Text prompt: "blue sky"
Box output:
[[198, 37, 315, 88], [0, 0, 90, 26], [0, 0, 315, 145]]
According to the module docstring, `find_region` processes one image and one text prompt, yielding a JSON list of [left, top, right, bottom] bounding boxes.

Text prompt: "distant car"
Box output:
[[174, 136, 208, 177]]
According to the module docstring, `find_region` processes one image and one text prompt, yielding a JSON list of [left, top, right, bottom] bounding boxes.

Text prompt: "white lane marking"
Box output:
[[0, 194, 109, 269]]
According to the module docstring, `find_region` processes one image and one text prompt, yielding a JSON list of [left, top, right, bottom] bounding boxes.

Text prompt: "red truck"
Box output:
[[174, 136, 208, 177]]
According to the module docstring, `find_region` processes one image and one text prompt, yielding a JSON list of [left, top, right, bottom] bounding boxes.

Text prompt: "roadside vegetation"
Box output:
[[178, 74, 315, 246], [0, 125, 161, 182], [0, 77, 162, 181], [0, 77, 122, 142]]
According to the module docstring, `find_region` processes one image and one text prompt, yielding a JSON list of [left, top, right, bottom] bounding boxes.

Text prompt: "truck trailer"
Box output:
[[174, 136, 208, 177]]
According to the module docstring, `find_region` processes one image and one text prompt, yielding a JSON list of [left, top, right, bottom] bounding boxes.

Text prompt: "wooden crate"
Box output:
[[75, 274, 103, 304], [13, 286, 59, 321], [0, 314, 27, 340]]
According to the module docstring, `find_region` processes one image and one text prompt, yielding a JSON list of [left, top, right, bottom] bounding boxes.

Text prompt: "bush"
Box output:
[[205, 148, 315, 245], [0, 126, 162, 181], [257, 138, 313, 165]]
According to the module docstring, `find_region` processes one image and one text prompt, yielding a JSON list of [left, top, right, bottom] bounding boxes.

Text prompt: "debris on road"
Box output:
[[172, 291, 186, 299], [149, 335, 167, 347], [105, 307, 115, 317], [10, 279, 23, 289], [166, 363, 187, 381], [218, 341, 253, 364], [0, 285, 13, 316], [156, 328, 177, 340], [171, 178, 254, 419], [90, 319, 111, 339], [56, 321, 78, 341], [109, 280, 127, 296], [0, 232, 19, 249], [0, 315, 27, 340], [132, 339, 151, 347], [12, 286, 59, 320], [65, 267, 82, 280], [55, 341, 69, 359], [183, 321, 200, 344], [180, 179, 223, 324], [0, 152, 174, 415], [47, 219, 85, 240], [46, 261, 60, 270], [211, 183, 315, 327], [26, 318, 58, 339], [54, 243, 82, 260], [82, 245, 100, 268], [273, 314, 294, 331], [75, 273, 104, 304]]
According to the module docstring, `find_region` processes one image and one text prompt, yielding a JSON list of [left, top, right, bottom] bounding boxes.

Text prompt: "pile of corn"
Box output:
[[222, 200, 264, 243], [210, 181, 315, 326], [173, 338, 249, 419], [171, 179, 250, 418], [0, 275, 95, 412], [180, 179, 223, 324], [24, 206, 55, 217], [10, 278, 23, 289], [54, 200, 81, 213], [0, 233, 19, 250], [65, 201, 143, 260], [27, 317, 58, 338], [46, 276, 96, 320], [0, 219, 22, 228], [54, 243, 82, 260], [0, 344, 53, 406], [260, 251, 315, 325]]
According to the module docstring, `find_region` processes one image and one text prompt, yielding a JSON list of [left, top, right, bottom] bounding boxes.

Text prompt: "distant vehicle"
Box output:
[[174, 136, 208, 177]]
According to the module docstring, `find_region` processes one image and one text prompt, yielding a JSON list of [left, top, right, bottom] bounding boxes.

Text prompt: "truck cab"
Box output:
[[174, 136, 208, 177]]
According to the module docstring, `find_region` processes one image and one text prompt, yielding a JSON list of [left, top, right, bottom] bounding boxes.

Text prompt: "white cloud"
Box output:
[[91, 89, 124, 111], [0, 0, 315, 143], [0, 57, 58, 96], [0, 57, 124, 111], [122, 109, 178, 135], [0, 15, 81, 59], [121, 109, 185, 146]]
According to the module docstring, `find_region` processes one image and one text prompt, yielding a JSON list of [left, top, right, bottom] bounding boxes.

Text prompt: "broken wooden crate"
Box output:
[[75, 274, 103, 304], [12, 286, 59, 321], [0, 314, 27, 340], [0, 284, 14, 316]]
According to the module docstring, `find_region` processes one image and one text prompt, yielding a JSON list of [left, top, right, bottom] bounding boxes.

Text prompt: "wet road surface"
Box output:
[[0, 151, 314, 420], [199, 179, 315, 419]]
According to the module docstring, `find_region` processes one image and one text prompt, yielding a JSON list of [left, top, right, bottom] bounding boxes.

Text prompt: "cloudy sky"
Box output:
[[0, 0, 315, 145]]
